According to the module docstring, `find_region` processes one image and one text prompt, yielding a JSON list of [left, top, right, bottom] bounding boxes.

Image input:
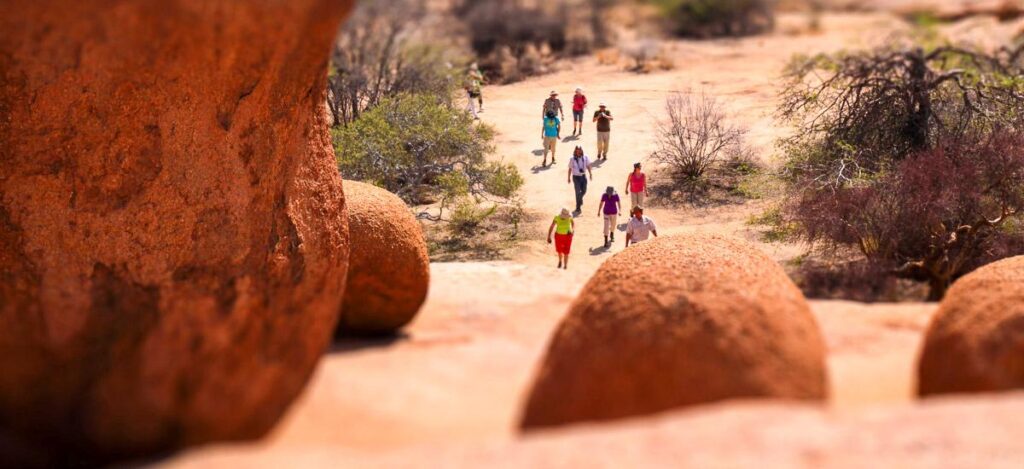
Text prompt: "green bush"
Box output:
[[334, 93, 522, 217], [651, 0, 776, 38]]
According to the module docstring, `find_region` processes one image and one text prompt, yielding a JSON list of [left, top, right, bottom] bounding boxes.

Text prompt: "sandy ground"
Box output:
[[159, 12, 1024, 468]]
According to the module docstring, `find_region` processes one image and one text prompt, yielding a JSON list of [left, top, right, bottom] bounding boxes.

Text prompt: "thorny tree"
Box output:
[[327, 0, 455, 126], [651, 91, 749, 181], [778, 42, 1024, 299]]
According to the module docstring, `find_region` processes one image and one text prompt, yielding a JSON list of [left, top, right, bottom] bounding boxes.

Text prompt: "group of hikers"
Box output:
[[465, 66, 658, 270], [548, 160, 658, 269], [542, 87, 658, 269], [540, 89, 612, 167]]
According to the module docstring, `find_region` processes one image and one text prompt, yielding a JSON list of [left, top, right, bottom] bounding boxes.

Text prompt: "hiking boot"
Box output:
[[604, 235, 609, 248]]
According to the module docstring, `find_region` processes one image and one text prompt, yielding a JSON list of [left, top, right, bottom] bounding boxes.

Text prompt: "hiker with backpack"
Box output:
[[547, 207, 575, 270], [597, 186, 622, 248], [467, 62, 485, 112], [567, 146, 593, 215], [593, 102, 613, 160], [571, 87, 588, 137], [542, 91, 565, 136], [542, 111, 561, 167]]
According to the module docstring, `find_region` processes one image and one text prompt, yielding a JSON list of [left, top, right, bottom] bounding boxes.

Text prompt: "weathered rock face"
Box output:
[[338, 181, 429, 335], [520, 234, 828, 429], [918, 256, 1024, 396], [0, 0, 353, 463]]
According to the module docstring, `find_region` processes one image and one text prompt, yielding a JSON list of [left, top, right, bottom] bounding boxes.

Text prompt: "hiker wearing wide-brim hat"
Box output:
[[625, 205, 658, 247], [593, 102, 613, 160], [547, 207, 576, 269], [597, 186, 622, 249], [542, 90, 565, 126]]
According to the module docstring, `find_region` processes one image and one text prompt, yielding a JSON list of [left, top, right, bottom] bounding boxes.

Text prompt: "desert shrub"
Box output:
[[794, 259, 923, 302], [621, 39, 675, 73], [327, 0, 463, 125], [456, 0, 614, 82], [457, 0, 566, 83], [778, 42, 1024, 300], [651, 0, 776, 38], [334, 93, 522, 217], [651, 91, 750, 181]]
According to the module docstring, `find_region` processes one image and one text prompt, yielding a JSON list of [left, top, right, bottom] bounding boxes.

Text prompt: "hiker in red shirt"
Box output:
[[571, 87, 588, 137], [625, 162, 649, 211]]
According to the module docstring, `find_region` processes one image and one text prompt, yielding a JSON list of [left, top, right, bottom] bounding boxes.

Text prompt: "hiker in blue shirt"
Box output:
[[541, 110, 561, 167]]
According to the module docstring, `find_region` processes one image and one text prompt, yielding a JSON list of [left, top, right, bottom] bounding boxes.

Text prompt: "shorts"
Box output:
[[554, 233, 573, 255], [573, 110, 584, 122], [544, 137, 558, 151], [630, 191, 646, 210]]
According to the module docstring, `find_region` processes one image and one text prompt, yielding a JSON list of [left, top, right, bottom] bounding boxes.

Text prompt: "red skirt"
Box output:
[[554, 233, 573, 255]]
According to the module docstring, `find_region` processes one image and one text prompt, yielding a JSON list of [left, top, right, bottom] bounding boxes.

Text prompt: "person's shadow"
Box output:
[[531, 149, 545, 156], [562, 135, 580, 143], [531, 164, 553, 173], [591, 159, 606, 168], [588, 244, 612, 256]]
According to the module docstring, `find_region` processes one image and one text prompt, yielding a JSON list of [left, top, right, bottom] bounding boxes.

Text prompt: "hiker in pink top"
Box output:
[[625, 162, 649, 211], [571, 87, 588, 137]]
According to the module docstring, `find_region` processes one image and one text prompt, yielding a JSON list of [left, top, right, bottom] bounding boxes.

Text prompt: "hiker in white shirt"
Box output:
[[566, 146, 593, 215], [625, 206, 658, 247]]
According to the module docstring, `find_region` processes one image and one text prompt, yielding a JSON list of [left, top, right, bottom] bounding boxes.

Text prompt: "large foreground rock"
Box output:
[[0, 0, 353, 463], [521, 234, 828, 429], [338, 181, 430, 335], [918, 256, 1024, 396]]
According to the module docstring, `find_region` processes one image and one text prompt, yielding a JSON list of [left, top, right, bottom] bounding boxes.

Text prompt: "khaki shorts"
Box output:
[[630, 191, 646, 210], [544, 137, 558, 151]]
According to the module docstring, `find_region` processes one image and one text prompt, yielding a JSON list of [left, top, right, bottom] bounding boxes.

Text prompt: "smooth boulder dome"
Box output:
[[0, 0, 353, 464], [521, 234, 828, 429], [918, 256, 1024, 396], [338, 181, 430, 335]]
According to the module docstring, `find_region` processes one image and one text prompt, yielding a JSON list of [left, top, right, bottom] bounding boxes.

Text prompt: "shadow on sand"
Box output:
[[330, 331, 410, 354]]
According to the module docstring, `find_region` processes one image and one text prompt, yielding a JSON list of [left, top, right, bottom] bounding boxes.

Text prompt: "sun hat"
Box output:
[[550, 90, 558, 96], [560, 208, 572, 218], [606, 186, 615, 195], [599, 102, 607, 106], [575, 87, 583, 93]]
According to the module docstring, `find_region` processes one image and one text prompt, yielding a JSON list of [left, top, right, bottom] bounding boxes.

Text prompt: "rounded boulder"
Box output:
[[918, 256, 1024, 396], [520, 234, 828, 429], [338, 181, 430, 335]]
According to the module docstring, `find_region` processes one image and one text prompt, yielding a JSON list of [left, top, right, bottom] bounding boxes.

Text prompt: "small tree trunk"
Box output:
[[906, 50, 931, 151], [926, 273, 951, 302]]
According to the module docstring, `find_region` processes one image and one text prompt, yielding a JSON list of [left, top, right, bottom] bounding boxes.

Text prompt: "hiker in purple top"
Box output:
[[597, 186, 622, 249]]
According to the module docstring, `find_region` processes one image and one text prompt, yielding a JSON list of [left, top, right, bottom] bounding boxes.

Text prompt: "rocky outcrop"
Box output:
[[918, 256, 1024, 396], [521, 234, 828, 429], [337, 181, 430, 335], [0, 0, 353, 463]]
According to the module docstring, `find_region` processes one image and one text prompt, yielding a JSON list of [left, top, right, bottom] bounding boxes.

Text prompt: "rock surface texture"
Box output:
[[0, 0, 353, 463], [918, 256, 1024, 396], [521, 234, 828, 429], [338, 181, 430, 335]]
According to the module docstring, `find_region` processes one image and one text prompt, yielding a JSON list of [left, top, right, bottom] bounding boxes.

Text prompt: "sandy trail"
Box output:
[[481, 13, 903, 270]]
